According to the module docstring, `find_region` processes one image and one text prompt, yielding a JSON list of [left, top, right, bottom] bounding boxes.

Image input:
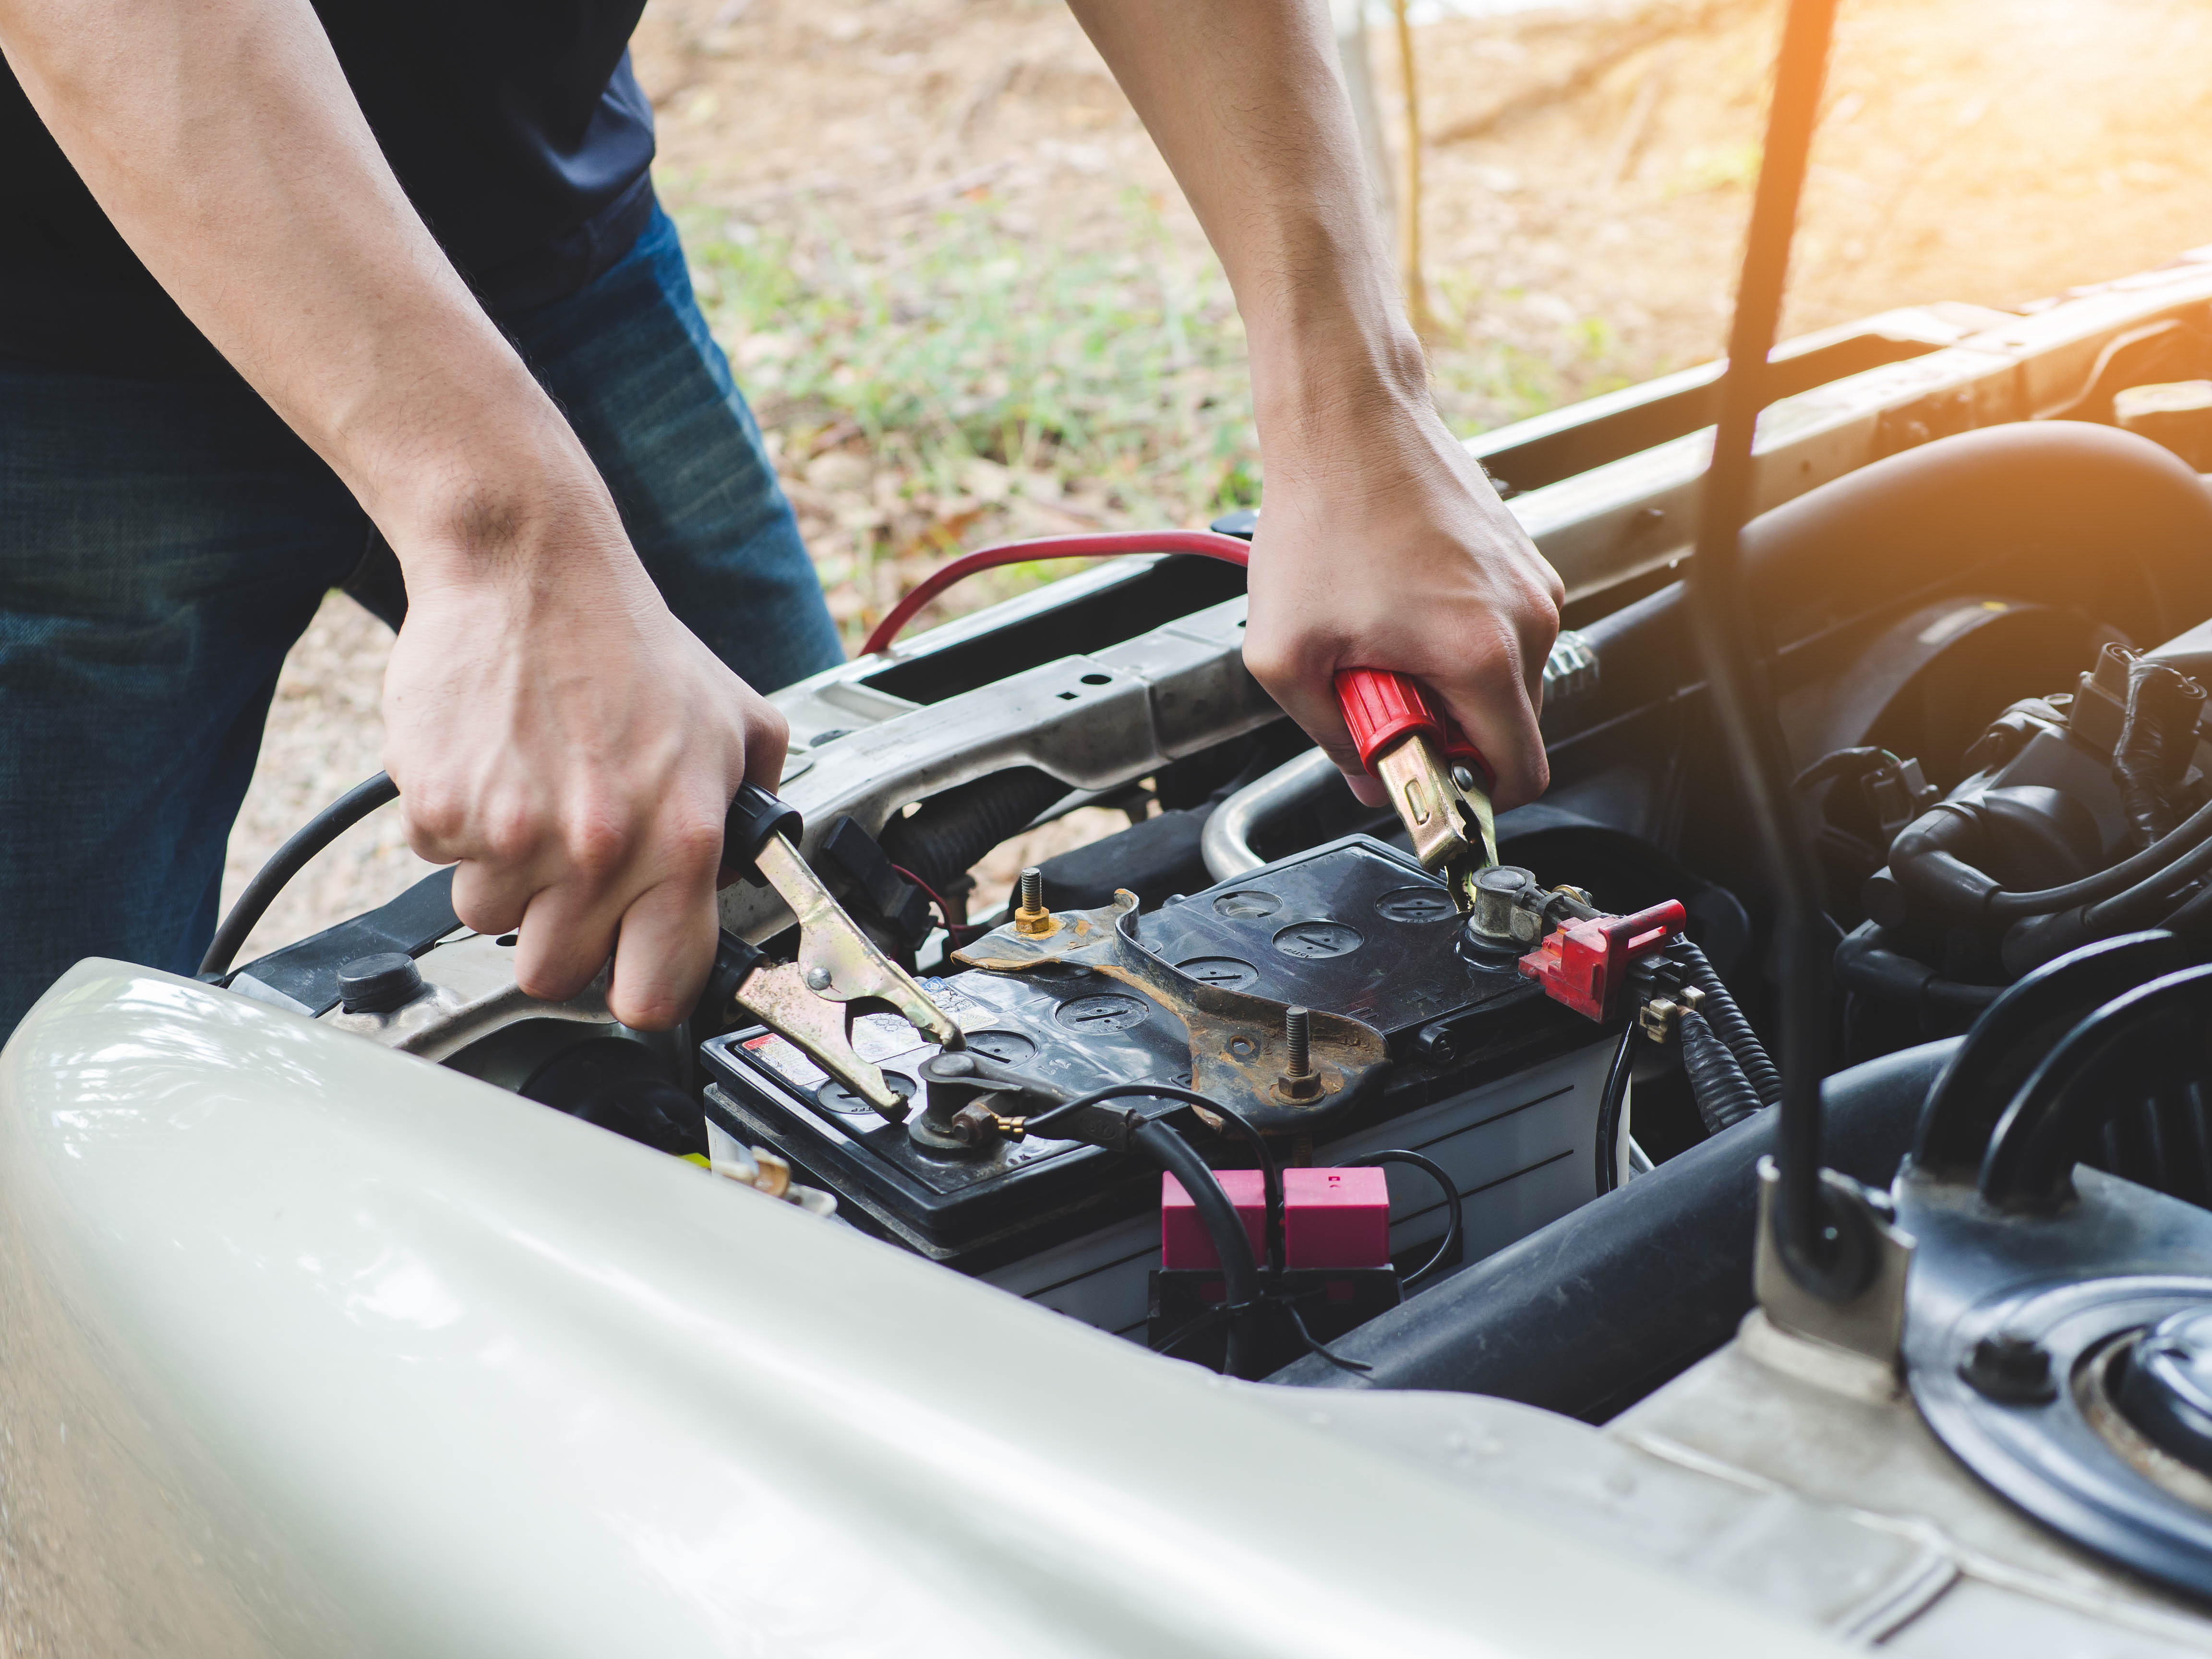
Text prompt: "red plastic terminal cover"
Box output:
[[1516, 900, 1687, 1022]]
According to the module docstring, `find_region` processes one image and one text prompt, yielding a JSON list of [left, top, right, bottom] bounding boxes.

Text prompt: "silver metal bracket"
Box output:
[[1753, 1155, 1916, 1367]]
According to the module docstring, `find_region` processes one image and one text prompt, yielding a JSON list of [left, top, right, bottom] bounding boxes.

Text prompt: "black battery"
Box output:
[[698, 835, 1597, 1276]]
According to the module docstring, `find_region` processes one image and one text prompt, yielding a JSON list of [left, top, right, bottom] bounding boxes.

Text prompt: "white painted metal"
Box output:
[[0, 962, 1836, 1657]]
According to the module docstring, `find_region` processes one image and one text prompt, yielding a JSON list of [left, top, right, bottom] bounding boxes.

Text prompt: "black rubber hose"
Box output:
[[2007, 830, 2212, 972], [2161, 882, 2212, 937], [1832, 923, 2003, 1013], [1893, 795, 2212, 924], [1131, 1118, 1262, 1380], [876, 767, 1070, 901], [1270, 1038, 1959, 1418], [2088, 829, 2212, 928], [200, 771, 399, 977], [1674, 939, 1780, 1107], [1681, 1008, 1763, 1133]]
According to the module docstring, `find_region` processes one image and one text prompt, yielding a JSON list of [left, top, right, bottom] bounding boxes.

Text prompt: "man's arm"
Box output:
[[1065, 0, 1563, 808], [0, 0, 780, 1027]]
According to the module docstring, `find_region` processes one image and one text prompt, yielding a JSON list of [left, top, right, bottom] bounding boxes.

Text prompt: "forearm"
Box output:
[[1064, 0, 1421, 440], [0, 0, 594, 572]]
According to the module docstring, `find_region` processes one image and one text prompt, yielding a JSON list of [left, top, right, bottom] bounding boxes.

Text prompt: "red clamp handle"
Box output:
[[1517, 901, 1687, 1022], [1333, 668, 1495, 790]]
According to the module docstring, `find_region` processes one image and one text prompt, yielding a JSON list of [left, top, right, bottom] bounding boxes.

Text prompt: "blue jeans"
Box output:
[[0, 201, 842, 1036]]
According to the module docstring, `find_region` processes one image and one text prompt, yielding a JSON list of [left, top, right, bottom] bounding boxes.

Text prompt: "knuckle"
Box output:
[[402, 784, 469, 852], [479, 798, 540, 866], [749, 699, 791, 756], [565, 812, 633, 882], [662, 811, 726, 877]]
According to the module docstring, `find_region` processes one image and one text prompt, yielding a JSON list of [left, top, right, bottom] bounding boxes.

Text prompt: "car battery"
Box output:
[[699, 834, 1624, 1341]]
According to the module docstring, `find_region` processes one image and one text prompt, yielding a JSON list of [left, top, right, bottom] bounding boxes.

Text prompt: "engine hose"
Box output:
[[2160, 882, 2212, 937], [2089, 824, 2212, 927], [1890, 793, 2212, 924], [1673, 939, 1780, 1108], [2003, 829, 2212, 973], [1130, 1118, 1262, 1380], [2115, 655, 2207, 850], [875, 767, 1071, 902], [1680, 1008, 1764, 1133]]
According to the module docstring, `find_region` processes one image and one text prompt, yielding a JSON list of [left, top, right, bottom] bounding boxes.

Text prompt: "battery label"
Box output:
[[740, 1032, 829, 1090]]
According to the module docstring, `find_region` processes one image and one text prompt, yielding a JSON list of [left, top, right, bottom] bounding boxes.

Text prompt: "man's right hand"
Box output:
[[382, 476, 788, 1033]]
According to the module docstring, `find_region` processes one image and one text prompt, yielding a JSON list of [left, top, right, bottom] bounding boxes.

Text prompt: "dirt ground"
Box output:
[[221, 0, 2212, 960]]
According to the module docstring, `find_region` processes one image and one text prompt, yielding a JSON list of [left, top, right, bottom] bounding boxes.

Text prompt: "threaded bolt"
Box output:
[[1277, 1006, 1321, 1101], [1014, 866, 1054, 937]]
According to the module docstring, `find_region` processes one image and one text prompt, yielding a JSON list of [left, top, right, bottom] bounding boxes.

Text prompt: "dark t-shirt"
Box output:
[[0, 0, 656, 375]]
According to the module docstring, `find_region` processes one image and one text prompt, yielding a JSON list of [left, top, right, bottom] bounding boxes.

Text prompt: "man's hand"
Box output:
[[2, 0, 781, 1025], [1067, 0, 1563, 807], [1241, 382, 1562, 809], [385, 482, 788, 1030]]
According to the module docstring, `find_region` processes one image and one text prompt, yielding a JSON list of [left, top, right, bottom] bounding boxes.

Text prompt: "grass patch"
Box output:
[[683, 191, 1610, 641]]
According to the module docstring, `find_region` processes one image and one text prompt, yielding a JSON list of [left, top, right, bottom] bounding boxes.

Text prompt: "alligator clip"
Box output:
[[1335, 668, 1499, 913], [704, 782, 963, 1121]]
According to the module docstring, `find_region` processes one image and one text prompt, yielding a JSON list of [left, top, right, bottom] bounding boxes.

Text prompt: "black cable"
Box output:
[[2086, 829, 2212, 929], [1340, 1149, 1463, 1288], [1981, 797, 2212, 919], [1279, 1298, 1373, 1375], [1130, 1118, 1262, 1379], [199, 771, 399, 978], [1675, 939, 1781, 1107], [2161, 882, 2212, 937], [1682, 0, 1844, 1297], [1599, 1021, 1637, 1183], [1025, 1081, 1285, 1271], [1680, 1009, 1764, 1133]]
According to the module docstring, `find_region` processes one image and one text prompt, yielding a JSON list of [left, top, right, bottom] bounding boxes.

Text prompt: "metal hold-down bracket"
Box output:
[[955, 888, 1389, 1133]]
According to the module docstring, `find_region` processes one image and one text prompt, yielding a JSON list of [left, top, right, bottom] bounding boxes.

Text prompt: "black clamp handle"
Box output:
[[722, 781, 804, 878]]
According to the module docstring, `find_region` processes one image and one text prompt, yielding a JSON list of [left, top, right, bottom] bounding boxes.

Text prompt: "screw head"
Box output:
[[1961, 1332, 2056, 1405], [805, 965, 833, 991]]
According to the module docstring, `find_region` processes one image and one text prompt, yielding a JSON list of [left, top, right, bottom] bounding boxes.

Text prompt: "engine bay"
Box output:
[[192, 246, 2212, 1641]]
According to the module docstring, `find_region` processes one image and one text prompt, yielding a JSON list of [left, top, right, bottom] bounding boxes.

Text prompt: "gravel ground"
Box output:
[[220, 0, 2212, 959]]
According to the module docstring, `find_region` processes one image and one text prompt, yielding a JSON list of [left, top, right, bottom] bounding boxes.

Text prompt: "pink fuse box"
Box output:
[[1160, 1167, 1392, 1271], [1281, 1166, 1392, 1269], [1159, 1169, 1266, 1270]]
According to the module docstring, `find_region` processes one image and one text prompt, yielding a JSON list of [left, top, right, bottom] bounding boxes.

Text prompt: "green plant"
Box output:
[[685, 194, 1260, 523]]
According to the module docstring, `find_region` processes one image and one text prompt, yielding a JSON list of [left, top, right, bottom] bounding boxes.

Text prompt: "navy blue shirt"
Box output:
[[0, 0, 656, 374]]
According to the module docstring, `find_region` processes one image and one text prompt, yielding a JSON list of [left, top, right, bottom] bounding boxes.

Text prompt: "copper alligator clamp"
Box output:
[[1335, 667, 1500, 912], [702, 782, 962, 1121]]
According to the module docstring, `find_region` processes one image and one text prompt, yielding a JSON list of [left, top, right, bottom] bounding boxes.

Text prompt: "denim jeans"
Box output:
[[0, 200, 842, 1036]]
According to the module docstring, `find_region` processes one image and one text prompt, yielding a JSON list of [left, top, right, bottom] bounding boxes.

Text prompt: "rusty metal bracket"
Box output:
[[954, 890, 1390, 1133]]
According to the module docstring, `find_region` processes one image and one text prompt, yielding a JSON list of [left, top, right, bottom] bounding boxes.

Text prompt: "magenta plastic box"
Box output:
[[1160, 1167, 1392, 1272]]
